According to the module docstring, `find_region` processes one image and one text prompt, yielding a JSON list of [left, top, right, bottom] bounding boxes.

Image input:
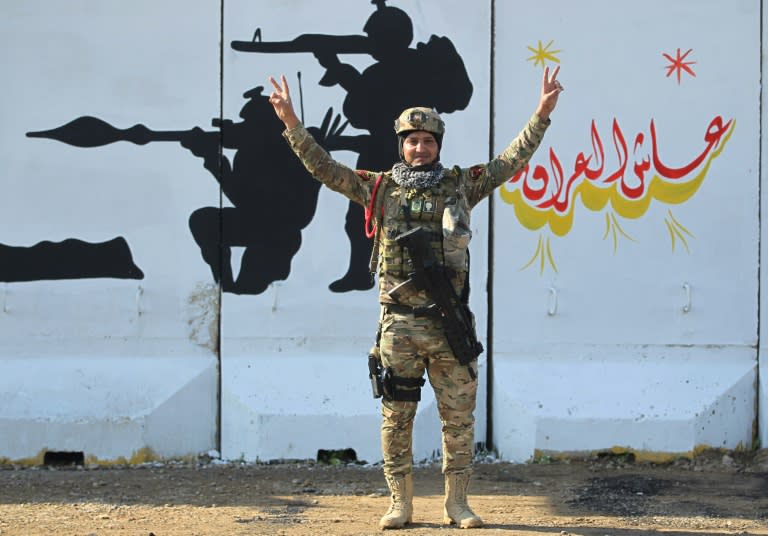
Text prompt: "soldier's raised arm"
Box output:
[[461, 66, 564, 207], [268, 74, 372, 208], [268, 75, 300, 130]]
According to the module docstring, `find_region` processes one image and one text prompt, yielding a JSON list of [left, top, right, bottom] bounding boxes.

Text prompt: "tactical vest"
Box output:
[[381, 171, 459, 275]]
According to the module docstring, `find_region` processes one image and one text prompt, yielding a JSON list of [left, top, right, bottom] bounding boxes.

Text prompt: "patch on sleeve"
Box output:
[[469, 165, 485, 181], [356, 170, 373, 181]]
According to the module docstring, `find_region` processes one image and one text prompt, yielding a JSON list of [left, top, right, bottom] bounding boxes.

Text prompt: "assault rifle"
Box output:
[[389, 227, 483, 378]]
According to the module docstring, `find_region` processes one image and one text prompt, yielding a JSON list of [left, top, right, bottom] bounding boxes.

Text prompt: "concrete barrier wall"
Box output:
[[218, 0, 491, 464], [492, 0, 759, 460], [0, 0, 761, 464], [0, 1, 222, 463]]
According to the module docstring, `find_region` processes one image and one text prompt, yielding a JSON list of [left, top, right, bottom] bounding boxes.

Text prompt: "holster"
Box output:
[[368, 348, 385, 399], [381, 368, 425, 402], [368, 304, 427, 401]]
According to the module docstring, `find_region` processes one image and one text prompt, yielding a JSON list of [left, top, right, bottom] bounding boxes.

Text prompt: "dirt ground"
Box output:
[[1, 449, 766, 536]]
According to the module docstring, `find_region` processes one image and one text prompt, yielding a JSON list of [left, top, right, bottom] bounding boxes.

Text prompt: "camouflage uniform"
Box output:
[[282, 112, 548, 478]]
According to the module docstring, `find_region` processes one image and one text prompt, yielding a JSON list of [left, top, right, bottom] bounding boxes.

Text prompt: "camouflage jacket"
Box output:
[[282, 114, 550, 305]]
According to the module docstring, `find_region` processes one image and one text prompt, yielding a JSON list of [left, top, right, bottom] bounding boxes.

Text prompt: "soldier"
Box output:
[[310, 1, 473, 292], [268, 67, 563, 529]]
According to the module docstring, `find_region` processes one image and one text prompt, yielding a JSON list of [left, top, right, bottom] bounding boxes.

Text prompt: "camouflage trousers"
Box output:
[[378, 305, 478, 478]]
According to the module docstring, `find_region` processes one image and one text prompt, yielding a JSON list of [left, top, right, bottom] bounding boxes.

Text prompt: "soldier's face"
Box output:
[[403, 131, 439, 166]]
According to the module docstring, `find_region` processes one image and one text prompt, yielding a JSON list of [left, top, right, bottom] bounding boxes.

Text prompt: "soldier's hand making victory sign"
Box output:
[[536, 65, 564, 121], [268, 75, 300, 130]]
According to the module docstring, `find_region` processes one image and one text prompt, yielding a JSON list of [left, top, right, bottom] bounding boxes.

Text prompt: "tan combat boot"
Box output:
[[443, 471, 483, 528], [379, 473, 413, 530]]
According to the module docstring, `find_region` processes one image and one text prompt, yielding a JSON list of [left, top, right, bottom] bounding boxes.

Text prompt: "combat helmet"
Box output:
[[394, 107, 445, 159], [364, 1, 413, 51]]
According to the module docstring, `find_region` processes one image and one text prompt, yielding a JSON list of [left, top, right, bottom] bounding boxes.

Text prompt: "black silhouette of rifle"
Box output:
[[26, 116, 218, 148], [389, 226, 483, 378], [232, 31, 371, 55]]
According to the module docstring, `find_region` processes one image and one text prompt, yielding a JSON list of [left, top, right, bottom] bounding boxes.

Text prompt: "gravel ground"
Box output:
[[0, 448, 766, 536]]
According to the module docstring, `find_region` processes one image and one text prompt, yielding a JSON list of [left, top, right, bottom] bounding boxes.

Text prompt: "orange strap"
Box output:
[[364, 174, 384, 239]]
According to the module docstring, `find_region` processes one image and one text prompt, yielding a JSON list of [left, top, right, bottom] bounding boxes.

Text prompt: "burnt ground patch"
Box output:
[[567, 474, 666, 517], [567, 470, 768, 520]]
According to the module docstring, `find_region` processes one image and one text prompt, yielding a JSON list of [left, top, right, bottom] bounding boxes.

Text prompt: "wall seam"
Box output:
[[215, 0, 225, 456], [485, 0, 496, 454], [756, 0, 763, 449]]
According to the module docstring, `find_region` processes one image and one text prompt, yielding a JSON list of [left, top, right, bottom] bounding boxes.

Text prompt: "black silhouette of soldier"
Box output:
[[311, 0, 473, 292], [25, 86, 330, 293], [181, 87, 324, 294]]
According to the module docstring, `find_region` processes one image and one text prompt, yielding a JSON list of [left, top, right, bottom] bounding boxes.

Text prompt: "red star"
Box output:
[[663, 48, 697, 84]]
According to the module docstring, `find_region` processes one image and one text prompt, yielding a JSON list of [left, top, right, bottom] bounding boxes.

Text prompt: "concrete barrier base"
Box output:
[[492, 347, 757, 463], [221, 353, 448, 465], [0, 354, 217, 463]]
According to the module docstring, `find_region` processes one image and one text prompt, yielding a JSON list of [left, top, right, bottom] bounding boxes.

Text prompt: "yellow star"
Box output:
[[527, 39, 562, 68]]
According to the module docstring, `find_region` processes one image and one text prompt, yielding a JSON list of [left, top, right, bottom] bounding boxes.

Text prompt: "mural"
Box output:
[[233, 0, 473, 291], [504, 42, 733, 273], [21, 0, 473, 294], [10, 9, 734, 285]]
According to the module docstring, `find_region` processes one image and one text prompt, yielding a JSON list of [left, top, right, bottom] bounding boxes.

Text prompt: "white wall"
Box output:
[[0, 0, 762, 464], [492, 0, 759, 460], [0, 1, 220, 461]]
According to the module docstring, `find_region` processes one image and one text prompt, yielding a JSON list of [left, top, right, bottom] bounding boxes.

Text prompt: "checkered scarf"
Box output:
[[390, 161, 445, 189]]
